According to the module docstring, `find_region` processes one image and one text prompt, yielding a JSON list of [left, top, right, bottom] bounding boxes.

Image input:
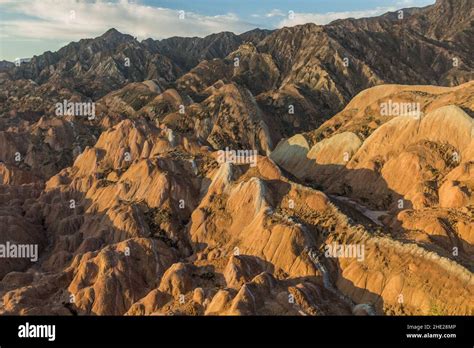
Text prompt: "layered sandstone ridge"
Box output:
[[1, 89, 472, 315], [271, 82, 474, 279]]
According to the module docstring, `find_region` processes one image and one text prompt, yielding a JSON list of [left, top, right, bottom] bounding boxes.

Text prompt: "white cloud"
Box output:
[[265, 9, 286, 18], [0, 0, 257, 41], [0, 0, 425, 60], [396, 0, 416, 6], [277, 7, 396, 27]]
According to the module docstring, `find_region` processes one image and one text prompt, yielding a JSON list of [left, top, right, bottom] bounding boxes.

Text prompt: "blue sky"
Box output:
[[0, 0, 435, 61], [149, 0, 429, 24]]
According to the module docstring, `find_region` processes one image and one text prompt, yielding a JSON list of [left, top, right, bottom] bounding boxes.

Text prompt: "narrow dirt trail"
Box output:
[[329, 195, 387, 227]]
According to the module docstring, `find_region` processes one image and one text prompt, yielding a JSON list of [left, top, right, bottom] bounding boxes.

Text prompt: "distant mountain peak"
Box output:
[[101, 28, 121, 37], [99, 28, 134, 42]]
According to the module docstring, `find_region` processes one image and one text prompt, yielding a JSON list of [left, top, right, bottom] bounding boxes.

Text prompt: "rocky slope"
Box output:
[[271, 81, 474, 273], [1, 109, 472, 315], [0, 0, 472, 316]]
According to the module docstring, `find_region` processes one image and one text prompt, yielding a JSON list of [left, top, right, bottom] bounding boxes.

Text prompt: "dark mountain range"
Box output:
[[5, 0, 472, 99]]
